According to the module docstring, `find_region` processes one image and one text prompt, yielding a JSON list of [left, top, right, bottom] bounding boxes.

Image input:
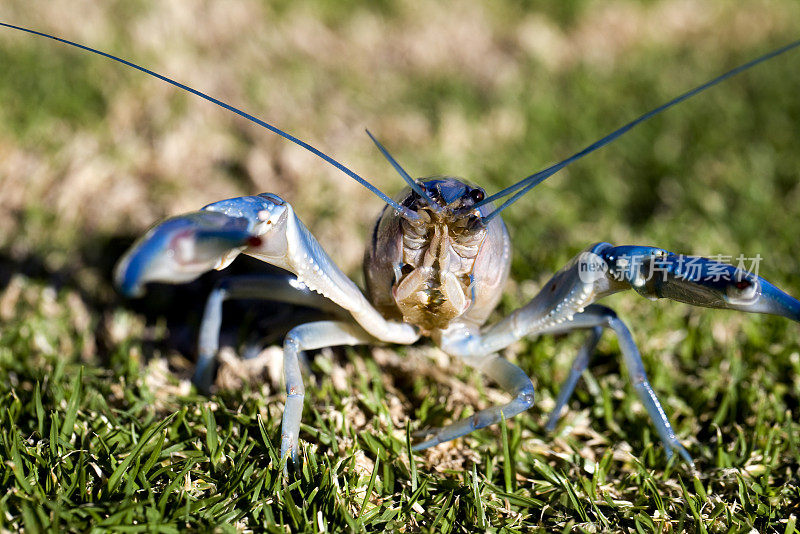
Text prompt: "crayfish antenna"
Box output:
[[0, 21, 420, 222], [477, 39, 800, 224], [366, 129, 441, 214]]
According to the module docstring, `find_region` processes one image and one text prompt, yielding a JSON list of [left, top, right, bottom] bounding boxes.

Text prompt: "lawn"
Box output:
[[1, 0, 800, 531]]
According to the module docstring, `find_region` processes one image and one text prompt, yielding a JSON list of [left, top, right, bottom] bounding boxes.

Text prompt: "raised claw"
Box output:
[[114, 212, 255, 297], [116, 192, 418, 346], [597, 244, 800, 322], [114, 194, 291, 298]]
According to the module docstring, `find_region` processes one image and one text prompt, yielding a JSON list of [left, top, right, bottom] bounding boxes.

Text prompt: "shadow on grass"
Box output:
[[0, 234, 336, 385]]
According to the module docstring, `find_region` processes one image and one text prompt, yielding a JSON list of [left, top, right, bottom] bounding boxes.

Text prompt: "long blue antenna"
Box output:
[[0, 22, 420, 221], [365, 129, 442, 212], [478, 39, 800, 223]]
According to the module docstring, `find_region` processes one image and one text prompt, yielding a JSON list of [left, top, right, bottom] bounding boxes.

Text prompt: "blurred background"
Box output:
[[2, 0, 800, 409], [3, 0, 800, 392], [1, 1, 800, 523]]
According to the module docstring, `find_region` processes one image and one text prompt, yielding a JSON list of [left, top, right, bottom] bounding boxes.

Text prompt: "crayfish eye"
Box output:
[[468, 189, 485, 203]]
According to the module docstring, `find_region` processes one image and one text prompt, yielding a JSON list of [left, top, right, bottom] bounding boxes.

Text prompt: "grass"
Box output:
[[1, 0, 800, 531]]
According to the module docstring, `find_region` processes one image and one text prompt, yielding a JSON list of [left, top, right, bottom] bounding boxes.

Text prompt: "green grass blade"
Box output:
[[60, 367, 82, 440], [107, 412, 177, 494]]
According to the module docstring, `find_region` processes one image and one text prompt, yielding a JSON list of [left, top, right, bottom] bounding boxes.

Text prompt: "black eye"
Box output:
[[469, 189, 485, 203]]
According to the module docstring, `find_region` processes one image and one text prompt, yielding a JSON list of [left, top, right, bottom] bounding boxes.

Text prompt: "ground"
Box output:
[[1, 0, 800, 531]]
